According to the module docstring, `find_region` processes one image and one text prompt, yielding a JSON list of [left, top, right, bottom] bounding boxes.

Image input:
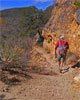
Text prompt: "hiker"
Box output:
[[55, 36, 69, 73]]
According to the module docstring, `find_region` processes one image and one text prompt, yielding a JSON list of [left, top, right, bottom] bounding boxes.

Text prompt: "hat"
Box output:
[[60, 36, 65, 40]]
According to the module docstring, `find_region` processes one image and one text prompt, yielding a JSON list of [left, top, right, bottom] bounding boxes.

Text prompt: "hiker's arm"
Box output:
[[55, 41, 59, 57]]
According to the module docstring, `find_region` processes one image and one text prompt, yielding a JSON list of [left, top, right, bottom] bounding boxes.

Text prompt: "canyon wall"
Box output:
[[42, 0, 80, 55]]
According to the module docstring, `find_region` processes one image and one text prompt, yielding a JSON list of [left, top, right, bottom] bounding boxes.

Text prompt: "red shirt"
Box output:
[[55, 40, 69, 51]]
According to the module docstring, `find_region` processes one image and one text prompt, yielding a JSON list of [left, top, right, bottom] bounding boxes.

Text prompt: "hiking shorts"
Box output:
[[57, 51, 66, 62]]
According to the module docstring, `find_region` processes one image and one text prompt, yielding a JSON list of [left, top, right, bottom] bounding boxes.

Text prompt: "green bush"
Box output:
[[45, 47, 50, 53], [74, 0, 80, 10]]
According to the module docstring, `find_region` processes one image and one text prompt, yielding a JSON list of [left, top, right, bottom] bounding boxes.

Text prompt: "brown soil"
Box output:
[[0, 45, 80, 100]]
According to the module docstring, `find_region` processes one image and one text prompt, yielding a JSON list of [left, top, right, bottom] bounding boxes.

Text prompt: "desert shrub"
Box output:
[[45, 47, 50, 53], [0, 36, 33, 67], [45, 47, 49, 51], [74, 0, 80, 10]]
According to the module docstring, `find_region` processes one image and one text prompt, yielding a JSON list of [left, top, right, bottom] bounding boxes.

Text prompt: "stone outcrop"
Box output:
[[42, 0, 80, 55], [76, 8, 80, 25]]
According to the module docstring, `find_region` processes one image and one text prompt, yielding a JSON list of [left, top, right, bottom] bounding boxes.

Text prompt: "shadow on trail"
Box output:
[[30, 67, 58, 76], [3, 68, 33, 79], [61, 67, 70, 74], [61, 61, 80, 74], [0, 94, 16, 100], [37, 72, 58, 76], [38, 71, 58, 76], [0, 74, 21, 86], [71, 61, 80, 68], [0, 66, 33, 86]]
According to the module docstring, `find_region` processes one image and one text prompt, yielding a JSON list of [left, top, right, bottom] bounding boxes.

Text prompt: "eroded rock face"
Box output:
[[76, 8, 80, 25], [42, 0, 80, 54]]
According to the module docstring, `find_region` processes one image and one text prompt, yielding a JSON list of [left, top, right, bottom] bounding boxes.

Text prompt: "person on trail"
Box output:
[[55, 36, 69, 73]]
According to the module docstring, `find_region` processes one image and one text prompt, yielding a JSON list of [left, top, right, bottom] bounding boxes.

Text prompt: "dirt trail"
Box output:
[[0, 45, 80, 100]]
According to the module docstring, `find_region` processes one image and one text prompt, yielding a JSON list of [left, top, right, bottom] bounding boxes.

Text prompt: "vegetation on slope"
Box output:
[[18, 6, 49, 37], [0, 5, 53, 68], [74, 0, 80, 10]]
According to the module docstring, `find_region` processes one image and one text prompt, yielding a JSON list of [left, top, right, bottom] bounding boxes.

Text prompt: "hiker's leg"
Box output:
[[58, 59, 62, 72], [59, 61, 61, 67], [59, 57, 64, 73], [62, 54, 66, 66], [57, 52, 60, 67], [59, 61, 62, 73], [57, 51, 62, 72], [61, 61, 63, 67]]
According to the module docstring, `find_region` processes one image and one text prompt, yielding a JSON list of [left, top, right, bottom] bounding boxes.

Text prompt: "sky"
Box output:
[[0, 0, 56, 11]]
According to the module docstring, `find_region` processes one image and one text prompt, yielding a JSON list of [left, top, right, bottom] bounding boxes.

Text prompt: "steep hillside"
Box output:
[[44, 4, 55, 17], [0, 8, 24, 35], [42, 0, 80, 54], [0, 6, 53, 37], [0, 5, 54, 70]]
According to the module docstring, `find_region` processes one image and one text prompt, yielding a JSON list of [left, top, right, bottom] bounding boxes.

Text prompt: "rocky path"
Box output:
[[0, 45, 80, 100]]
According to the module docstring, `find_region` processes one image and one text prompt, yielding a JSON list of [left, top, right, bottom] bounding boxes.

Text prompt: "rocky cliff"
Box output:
[[42, 0, 80, 55]]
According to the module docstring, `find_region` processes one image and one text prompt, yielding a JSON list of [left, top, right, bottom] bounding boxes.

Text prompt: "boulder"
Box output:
[[74, 74, 80, 83]]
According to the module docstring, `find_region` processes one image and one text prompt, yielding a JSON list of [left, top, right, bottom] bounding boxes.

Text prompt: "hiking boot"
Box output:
[[59, 67, 62, 73], [60, 69, 62, 73]]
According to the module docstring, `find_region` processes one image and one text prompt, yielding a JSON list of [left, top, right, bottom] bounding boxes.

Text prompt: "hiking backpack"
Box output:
[[58, 40, 67, 55]]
